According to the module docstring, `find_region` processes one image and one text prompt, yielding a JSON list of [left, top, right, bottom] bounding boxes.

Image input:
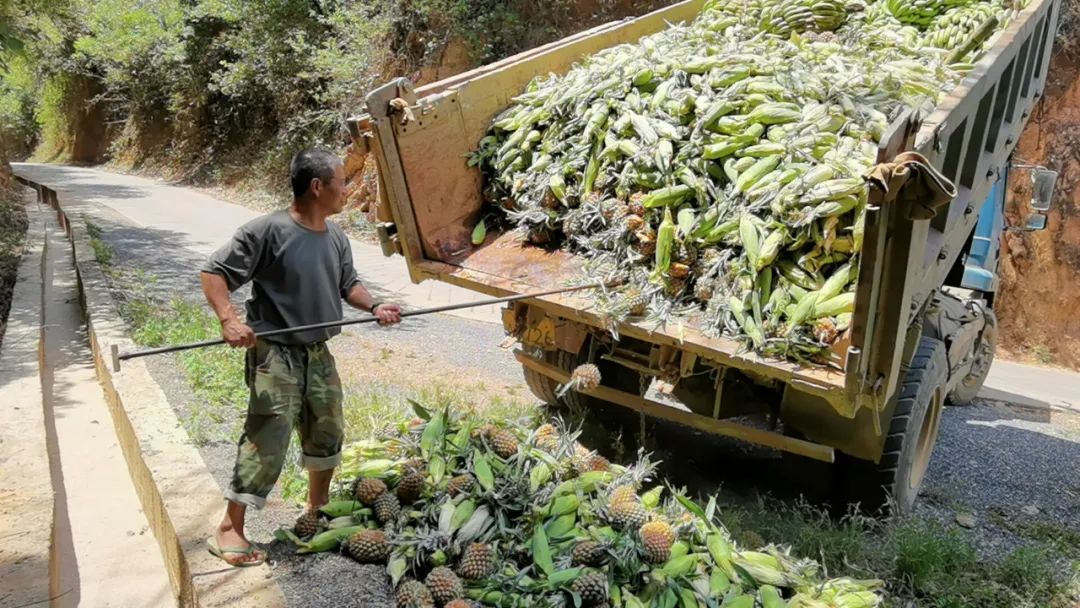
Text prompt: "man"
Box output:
[[201, 148, 401, 566]]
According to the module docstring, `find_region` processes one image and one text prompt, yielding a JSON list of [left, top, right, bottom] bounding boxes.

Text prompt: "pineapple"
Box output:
[[376, 423, 400, 441], [608, 500, 648, 530], [535, 423, 559, 452], [562, 210, 587, 238], [664, 276, 687, 297], [624, 214, 645, 231], [561, 443, 594, 479], [348, 529, 390, 563], [355, 477, 388, 506], [623, 289, 649, 316], [634, 227, 657, 256], [570, 364, 602, 391], [294, 509, 322, 538], [571, 570, 609, 607], [639, 521, 676, 564], [490, 428, 520, 459], [599, 199, 628, 222], [446, 474, 475, 497], [674, 241, 698, 266], [528, 230, 551, 245], [585, 454, 610, 473], [571, 540, 607, 567], [397, 471, 426, 504], [458, 542, 496, 580], [669, 262, 691, 279], [425, 566, 464, 604], [444, 601, 472, 608], [609, 485, 638, 507], [397, 580, 435, 608], [693, 277, 716, 302], [471, 423, 495, 440], [374, 492, 402, 526], [627, 194, 646, 217]]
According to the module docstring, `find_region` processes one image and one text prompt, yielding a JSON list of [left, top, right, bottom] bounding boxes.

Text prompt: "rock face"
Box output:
[[997, 50, 1080, 369]]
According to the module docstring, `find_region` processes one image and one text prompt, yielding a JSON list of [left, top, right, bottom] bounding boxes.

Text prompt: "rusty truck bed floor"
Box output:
[[433, 230, 849, 401]]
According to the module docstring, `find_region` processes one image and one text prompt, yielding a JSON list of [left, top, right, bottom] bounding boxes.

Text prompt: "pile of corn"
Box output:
[[473, 0, 1024, 361], [282, 407, 884, 607]]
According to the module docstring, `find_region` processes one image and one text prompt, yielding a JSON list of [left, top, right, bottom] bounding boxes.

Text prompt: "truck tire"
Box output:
[[947, 310, 997, 406], [522, 349, 589, 410], [844, 336, 948, 514]]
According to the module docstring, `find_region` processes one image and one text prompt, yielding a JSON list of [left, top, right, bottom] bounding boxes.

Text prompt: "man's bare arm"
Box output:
[[201, 272, 256, 347], [345, 283, 401, 326]]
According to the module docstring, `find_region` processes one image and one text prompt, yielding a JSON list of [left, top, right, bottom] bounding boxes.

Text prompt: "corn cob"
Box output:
[[652, 207, 676, 283]]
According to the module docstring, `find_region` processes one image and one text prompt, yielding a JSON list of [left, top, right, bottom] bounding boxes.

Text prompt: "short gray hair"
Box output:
[[289, 149, 342, 198]]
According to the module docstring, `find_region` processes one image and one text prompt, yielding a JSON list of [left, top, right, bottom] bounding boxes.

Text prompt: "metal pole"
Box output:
[[110, 282, 605, 371]]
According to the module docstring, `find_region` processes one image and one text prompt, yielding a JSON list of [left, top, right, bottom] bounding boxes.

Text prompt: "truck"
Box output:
[[348, 0, 1062, 513]]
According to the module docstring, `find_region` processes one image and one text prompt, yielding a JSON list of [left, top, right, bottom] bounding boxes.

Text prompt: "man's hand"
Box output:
[[222, 318, 257, 348], [373, 303, 402, 326]]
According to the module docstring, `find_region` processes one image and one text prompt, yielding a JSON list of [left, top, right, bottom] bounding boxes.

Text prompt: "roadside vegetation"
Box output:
[[0, 0, 672, 198], [0, 182, 28, 346]]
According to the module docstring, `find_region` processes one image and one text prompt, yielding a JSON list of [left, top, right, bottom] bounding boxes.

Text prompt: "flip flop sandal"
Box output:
[[207, 539, 266, 568]]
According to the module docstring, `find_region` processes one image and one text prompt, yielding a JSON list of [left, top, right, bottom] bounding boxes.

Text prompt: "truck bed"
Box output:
[[417, 231, 848, 400], [358, 0, 1060, 418]]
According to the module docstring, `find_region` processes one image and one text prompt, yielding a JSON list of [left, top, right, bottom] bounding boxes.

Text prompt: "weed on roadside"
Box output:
[[85, 219, 113, 269]]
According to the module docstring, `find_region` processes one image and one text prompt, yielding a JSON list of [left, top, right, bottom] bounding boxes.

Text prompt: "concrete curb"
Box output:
[[25, 182, 287, 608], [0, 190, 54, 608]]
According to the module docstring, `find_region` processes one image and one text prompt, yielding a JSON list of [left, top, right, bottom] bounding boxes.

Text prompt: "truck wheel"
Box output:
[[844, 336, 947, 515], [522, 349, 589, 410], [947, 310, 997, 406]]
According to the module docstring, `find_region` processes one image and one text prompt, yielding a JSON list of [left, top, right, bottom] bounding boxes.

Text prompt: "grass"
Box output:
[[85, 220, 114, 269], [718, 497, 1079, 607], [1030, 344, 1055, 365], [128, 297, 249, 445]]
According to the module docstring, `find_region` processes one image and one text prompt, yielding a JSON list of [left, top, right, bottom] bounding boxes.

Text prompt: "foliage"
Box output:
[[0, 189, 29, 346], [0, 0, 653, 190]]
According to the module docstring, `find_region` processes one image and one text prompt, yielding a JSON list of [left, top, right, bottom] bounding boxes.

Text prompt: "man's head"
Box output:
[[290, 149, 347, 214]]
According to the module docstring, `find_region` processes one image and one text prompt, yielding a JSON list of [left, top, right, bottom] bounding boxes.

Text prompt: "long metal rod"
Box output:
[[110, 282, 603, 371]]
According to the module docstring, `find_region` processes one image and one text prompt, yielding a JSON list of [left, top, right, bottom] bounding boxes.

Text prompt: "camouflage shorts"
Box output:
[[227, 338, 344, 509]]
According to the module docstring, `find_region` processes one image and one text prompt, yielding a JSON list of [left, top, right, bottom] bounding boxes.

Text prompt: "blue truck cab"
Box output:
[[961, 165, 1055, 296]]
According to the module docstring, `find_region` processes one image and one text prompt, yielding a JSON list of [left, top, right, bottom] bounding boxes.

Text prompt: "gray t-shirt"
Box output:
[[202, 210, 361, 345]]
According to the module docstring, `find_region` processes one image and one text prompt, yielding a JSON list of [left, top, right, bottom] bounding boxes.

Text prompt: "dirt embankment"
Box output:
[[997, 51, 1080, 368]]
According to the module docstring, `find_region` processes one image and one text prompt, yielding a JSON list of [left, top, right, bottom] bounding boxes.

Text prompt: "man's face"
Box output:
[[312, 163, 347, 214]]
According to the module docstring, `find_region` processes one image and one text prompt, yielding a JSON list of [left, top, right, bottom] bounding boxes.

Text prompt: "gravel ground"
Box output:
[[914, 399, 1080, 557], [82, 196, 1080, 605]]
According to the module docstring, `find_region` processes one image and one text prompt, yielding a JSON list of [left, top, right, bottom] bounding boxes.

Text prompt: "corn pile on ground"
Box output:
[[473, 0, 1026, 362], [279, 406, 885, 607]]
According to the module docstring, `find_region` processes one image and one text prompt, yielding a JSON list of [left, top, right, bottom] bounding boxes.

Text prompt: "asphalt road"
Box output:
[[12, 163, 1079, 600]]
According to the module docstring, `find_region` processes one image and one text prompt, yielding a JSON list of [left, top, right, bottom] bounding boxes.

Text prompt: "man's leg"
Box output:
[[216, 341, 300, 565], [216, 501, 257, 564], [307, 468, 334, 511], [300, 343, 345, 512]]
